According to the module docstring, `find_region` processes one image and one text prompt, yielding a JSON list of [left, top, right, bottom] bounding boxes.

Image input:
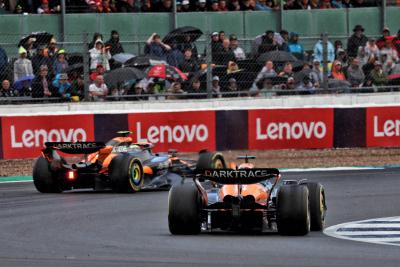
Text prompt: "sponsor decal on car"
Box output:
[[366, 107, 400, 147], [1, 115, 94, 159], [128, 111, 215, 152], [248, 109, 334, 149]]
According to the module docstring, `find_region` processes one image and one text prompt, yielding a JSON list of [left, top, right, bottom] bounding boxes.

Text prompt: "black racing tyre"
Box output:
[[33, 156, 62, 193], [196, 152, 226, 170], [109, 154, 144, 193], [301, 182, 326, 231], [277, 184, 310, 236], [168, 183, 202, 235]]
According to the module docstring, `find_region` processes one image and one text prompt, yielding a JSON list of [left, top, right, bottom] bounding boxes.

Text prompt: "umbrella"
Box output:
[[125, 55, 167, 68], [294, 69, 313, 83], [257, 51, 298, 64], [147, 64, 188, 81], [112, 53, 136, 64], [163, 26, 203, 45], [13, 76, 35, 90], [18, 32, 53, 48], [104, 67, 146, 87], [65, 63, 84, 74]]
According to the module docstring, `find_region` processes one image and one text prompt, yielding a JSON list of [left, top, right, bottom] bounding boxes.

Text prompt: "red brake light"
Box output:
[[67, 171, 76, 180]]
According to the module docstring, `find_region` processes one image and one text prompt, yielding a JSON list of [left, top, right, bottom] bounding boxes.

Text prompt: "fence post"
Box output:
[[60, 0, 66, 43], [381, 0, 387, 30], [82, 32, 90, 101], [322, 33, 329, 91], [205, 32, 212, 99]]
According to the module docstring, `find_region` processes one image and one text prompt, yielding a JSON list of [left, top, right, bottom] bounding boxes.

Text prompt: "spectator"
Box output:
[[167, 82, 185, 100], [187, 78, 206, 98], [89, 39, 111, 71], [310, 59, 323, 86], [89, 33, 104, 50], [156, 0, 172, 12], [319, 0, 333, 8], [392, 30, 400, 55], [259, 78, 276, 97], [14, 5, 23, 14], [278, 62, 294, 78], [212, 76, 222, 98], [178, 35, 198, 59], [296, 76, 316, 94], [218, 0, 229, 11], [313, 34, 335, 63], [365, 38, 380, 59], [284, 0, 297, 9], [210, 0, 220, 11], [331, 60, 346, 80], [89, 75, 108, 101], [278, 30, 289, 51], [47, 38, 59, 58], [178, 48, 199, 76], [181, 1, 191, 11], [32, 45, 52, 76], [380, 38, 399, 64], [144, 33, 171, 61], [362, 54, 376, 78], [118, 0, 140, 12], [101, 0, 113, 13], [376, 28, 392, 49], [229, 34, 246, 60], [131, 82, 148, 101], [195, 0, 208, 11], [228, 0, 241, 10], [227, 61, 240, 74], [0, 79, 18, 97], [218, 31, 225, 43], [52, 73, 72, 99], [357, 46, 368, 66], [241, 0, 256, 10], [253, 60, 277, 87], [369, 61, 388, 86], [141, 0, 152, 12], [288, 32, 304, 60], [37, 0, 51, 14], [210, 32, 222, 57], [105, 30, 124, 56], [336, 49, 348, 68], [70, 75, 85, 101], [277, 77, 296, 95], [334, 40, 344, 58], [14, 47, 33, 82], [332, 0, 352, 8], [90, 64, 106, 81], [213, 38, 235, 65], [32, 65, 54, 98], [258, 30, 278, 54], [223, 78, 242, 97], [255, 0, 272, 10], [167, 43, 184, 67], [347, 25, 368, 58], [53, 49, 69, 74], [0, 45, 8, 81], [346, 58, 365, 87], [382, 60, 398, 76]]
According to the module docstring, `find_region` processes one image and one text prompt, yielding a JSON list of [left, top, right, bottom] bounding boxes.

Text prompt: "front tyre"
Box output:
[[168, 183, 202, 235], [110, 154, 144, 193], [196, 152, 226, 170], [33, 156, 62, 193]]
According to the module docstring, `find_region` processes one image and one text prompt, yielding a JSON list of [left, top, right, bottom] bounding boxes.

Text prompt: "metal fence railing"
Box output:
[[1, 30, 400, 104]]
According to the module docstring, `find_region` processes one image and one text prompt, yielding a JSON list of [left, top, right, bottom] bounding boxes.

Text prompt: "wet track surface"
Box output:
[[1, 169, 400, 267]]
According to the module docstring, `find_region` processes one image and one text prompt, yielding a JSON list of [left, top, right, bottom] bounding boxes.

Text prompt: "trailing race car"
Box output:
[[168, 155, 327, 235], [33, 131, 222, 193]]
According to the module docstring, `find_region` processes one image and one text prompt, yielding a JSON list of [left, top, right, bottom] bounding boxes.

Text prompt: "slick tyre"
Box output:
[[196, 152, 226, 170], [277, 184, 310, 236], [168, 183, 201, 235], [301, 181, 326, 231], [33, 156, 62, 193], [110, 154, 144, 193]]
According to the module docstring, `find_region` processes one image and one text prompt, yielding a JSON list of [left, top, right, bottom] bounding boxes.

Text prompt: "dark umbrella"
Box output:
[[112, 53, 136, 64], [257, 51, 298, 64], [18, 32, 53, 48], [125, 55, 167, 68], [294, 69, 313, 83], [147, 64, 188, 81], [65, 63, 84, 74], [163, 26, 203, 45], [104, 67, 146, 87]]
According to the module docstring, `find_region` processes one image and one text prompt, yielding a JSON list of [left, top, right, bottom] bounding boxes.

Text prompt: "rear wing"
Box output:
[[197, 168, 280, 184], [44, 142, 106, 154]]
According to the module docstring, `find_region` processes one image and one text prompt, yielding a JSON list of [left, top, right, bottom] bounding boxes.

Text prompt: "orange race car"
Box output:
[[33, 131, 213, 193], [168, 155, 327, 235]]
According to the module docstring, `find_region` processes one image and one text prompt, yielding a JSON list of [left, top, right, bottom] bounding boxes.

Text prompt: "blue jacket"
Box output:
[[313, 40, 335, 63], [52, 74, 71, 97]]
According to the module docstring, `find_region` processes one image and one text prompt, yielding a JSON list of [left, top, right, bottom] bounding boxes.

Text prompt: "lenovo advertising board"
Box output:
[[366, 107, 400, 147]]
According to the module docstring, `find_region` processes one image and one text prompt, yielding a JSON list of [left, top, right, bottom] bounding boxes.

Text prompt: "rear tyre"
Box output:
[[196, 152, 226, 170], [168, 183, 202, 235], [33, 156, 62, 193], [109, 154, 144, 193], [301, 182, 326, 231], [277, 184, 310, 236]]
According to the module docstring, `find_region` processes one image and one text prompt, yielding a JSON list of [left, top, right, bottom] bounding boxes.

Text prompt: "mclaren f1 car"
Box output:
[[168, 155, 327, 236], [33, 131, 223, 193]]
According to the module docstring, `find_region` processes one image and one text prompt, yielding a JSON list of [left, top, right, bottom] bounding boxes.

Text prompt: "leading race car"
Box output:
[[33, 131, 221, 193], [168, 155, 327, 235]]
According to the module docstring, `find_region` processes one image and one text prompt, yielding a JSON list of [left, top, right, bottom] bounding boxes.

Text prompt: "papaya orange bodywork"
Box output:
[[219, 184, 269, 203]]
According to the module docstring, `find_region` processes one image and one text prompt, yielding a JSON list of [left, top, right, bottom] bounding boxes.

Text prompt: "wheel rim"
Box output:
[[214, 158, 224, 169], [320, 190, 326, 221], [129, 161, 142, 191]]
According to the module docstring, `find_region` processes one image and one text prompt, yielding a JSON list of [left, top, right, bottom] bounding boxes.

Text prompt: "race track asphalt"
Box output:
[[0, 169, 400, 267]]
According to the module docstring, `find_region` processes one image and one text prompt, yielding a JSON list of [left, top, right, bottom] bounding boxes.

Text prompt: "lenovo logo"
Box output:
[[256, 118, 327, 140], [10, 126, 87, 148], [373, 116, 400, 137]]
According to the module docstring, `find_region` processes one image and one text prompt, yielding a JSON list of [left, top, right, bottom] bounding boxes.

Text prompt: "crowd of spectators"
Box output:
[[1, 25, 400, 102], [0, 0, 389, 14]]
